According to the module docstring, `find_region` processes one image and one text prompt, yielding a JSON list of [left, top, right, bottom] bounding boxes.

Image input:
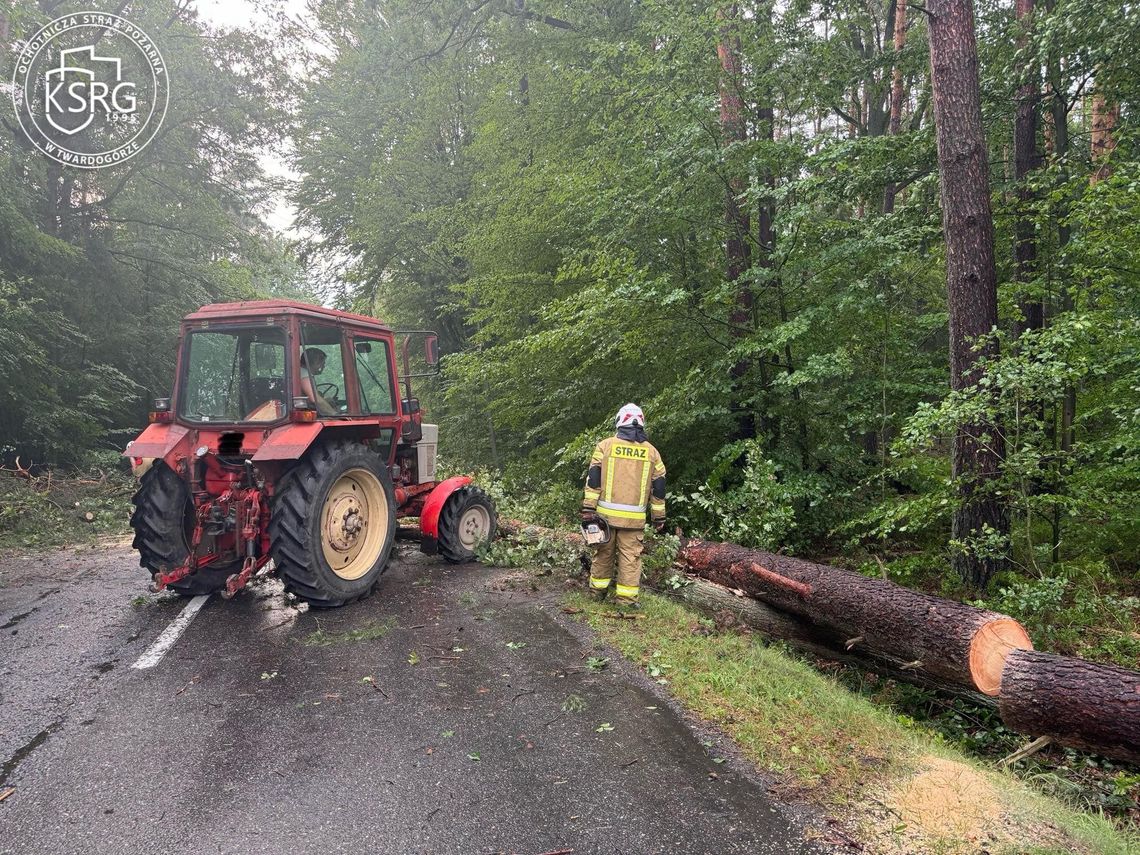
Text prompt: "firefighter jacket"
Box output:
[[582, 436, 666, 530]]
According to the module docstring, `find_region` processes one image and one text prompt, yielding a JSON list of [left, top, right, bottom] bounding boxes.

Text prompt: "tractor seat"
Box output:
[[244, 376, 285, 422], [244, 400, 284, 422]]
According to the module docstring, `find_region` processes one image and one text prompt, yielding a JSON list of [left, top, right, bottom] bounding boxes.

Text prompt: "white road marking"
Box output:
[[131, 595, 209, 670]]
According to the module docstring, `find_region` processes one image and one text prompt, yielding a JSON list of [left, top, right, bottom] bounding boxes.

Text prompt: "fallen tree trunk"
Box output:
[[998, 649, 1140, 764], [678, 539, 1031, 695], [498, 520, 1139, 761], [666, 576, 996, 707]]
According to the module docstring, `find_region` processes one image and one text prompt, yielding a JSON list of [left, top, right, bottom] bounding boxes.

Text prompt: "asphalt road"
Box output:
[[0, 539, 831, 855]]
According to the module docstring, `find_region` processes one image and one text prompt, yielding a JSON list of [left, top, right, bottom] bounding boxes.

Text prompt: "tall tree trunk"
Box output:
[[1090, 88, 1118, 183], [1013, 0, 1043, 340], [927, 0, 1008, 589], [718, 4, 754, 442], [1047, 57, 1074, 565], [883, 0, 908, 213]]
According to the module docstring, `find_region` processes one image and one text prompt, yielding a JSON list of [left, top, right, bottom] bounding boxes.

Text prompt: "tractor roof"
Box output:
[[185, 300, 391, 330]]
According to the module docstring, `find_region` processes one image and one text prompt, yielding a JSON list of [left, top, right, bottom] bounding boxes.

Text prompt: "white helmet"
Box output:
[[615, 403, 645, 428]]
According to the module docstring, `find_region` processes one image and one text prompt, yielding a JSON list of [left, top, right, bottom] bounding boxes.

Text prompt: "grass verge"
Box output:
[[568, 590, 1138, 855]]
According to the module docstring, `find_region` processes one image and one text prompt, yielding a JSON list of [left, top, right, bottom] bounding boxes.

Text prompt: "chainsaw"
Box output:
[[580, 516, 612, 545]]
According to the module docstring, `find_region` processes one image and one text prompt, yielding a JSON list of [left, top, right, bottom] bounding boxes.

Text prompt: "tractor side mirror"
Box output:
[[355, 341, 372, 354], [425, 335, 439, 366]]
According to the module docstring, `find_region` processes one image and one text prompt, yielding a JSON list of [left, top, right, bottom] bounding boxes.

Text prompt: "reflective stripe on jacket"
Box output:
[[582, 436, 666, 530]]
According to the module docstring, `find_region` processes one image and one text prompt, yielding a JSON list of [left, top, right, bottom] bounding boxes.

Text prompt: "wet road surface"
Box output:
[[0, 540, 829, 854]]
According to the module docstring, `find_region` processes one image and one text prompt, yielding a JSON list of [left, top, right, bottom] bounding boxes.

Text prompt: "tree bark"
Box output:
[[1046, 63, 1074, 565], [1013, 0, 1043, 340], [677, 538, 1031, 695], [717, 4, 754, 443], [1090, 88, 1119, 184], [883, 0, 907, 212], [927, 0, 1008, 589], [667, 576, 998, 706], [998, 649, 1140, 764]]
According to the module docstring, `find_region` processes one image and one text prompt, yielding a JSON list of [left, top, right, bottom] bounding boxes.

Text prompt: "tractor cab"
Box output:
[[173, 301, 405, 426], [126, 300, 495, 607]]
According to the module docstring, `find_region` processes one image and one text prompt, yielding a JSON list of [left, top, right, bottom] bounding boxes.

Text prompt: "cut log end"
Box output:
[[969, 619, 1033, 696]]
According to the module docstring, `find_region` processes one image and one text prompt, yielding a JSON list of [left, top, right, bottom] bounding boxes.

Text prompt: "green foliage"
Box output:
[[279, 0, 1140, 651], [475, 527, 580, 574], [0, 1, 304, 465], [981, 573, 1140, 667], [675, 440, 803, 550], [642, 533, 682, 577]]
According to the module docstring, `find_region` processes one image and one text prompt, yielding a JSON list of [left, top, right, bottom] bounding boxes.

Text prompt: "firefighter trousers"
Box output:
[[589, 528, 644, 602]]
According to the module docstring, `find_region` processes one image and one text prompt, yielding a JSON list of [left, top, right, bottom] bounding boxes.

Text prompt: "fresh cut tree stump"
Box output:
[[677, 539, 1032, 695], [998, 648, 1140, 764]]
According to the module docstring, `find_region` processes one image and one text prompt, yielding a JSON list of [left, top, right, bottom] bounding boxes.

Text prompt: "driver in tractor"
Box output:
[[581, 403, 667, 608], [300, 348, 337, 416]]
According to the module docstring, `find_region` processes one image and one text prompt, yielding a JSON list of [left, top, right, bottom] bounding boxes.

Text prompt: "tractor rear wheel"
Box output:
[[437, 486, 497, 563], [269, 441, 396, 608], [130, 462, 232, 596]]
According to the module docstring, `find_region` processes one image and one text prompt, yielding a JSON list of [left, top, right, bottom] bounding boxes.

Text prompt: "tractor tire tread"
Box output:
[[129, 462, 229, 596], [436, 485, 497, 563], [268, 440, 395, 609]]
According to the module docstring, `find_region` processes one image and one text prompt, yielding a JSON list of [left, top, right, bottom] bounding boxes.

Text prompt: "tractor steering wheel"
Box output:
[[316, 382, 340, 401]]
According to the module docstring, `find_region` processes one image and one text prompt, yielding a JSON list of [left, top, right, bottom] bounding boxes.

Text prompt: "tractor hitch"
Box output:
[[222, 554, 271, 599], [150, 553, 220, 593]]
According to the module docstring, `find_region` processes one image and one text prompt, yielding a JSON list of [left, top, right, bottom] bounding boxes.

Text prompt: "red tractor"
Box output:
[[125, 300, 496, 607]]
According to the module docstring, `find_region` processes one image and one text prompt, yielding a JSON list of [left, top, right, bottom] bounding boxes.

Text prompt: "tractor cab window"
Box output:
[[180, 328, 287, 423], [352, 338, 397, 415], [299, 324, 348, 417]]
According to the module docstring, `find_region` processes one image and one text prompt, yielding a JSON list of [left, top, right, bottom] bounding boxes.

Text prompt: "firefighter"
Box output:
[[581, 403, 666, 607]]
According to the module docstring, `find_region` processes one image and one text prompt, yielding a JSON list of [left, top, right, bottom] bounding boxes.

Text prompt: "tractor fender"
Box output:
[[251, 422, 323, 461], [125, 422, 191, 462], [419, 476, 472, 555]]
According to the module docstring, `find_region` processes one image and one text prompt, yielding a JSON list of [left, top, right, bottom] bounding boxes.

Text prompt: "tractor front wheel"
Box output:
[[437, 486, 497, 563], [269, 441, 396, 608], [130, 462, 232, 596]]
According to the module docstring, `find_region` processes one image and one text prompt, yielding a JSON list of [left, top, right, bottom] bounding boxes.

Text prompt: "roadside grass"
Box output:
[[568, 590, 1138, 855], [0, 468, 133, 550]]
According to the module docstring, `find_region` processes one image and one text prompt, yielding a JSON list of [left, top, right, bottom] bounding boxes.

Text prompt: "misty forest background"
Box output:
[[1, 1, 1138, 669]]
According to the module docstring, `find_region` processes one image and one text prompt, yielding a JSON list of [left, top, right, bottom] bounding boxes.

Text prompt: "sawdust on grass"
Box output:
[[893, 756, 1004, 850], [869, 754, 1071, 855]]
